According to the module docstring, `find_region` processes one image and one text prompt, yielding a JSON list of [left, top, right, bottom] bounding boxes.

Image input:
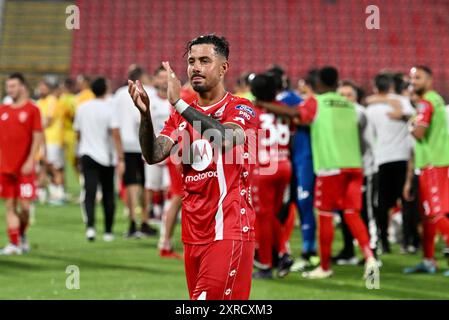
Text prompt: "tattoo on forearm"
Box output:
[[139, 113, 172, 164]]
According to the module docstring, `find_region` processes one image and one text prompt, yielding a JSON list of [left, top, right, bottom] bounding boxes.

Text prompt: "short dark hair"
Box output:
[[374, 73, 393, 93], [319, 66, 339, 88], [356, 86, 365, 104], [250, 72, 277, 102], [266, 71, 284, 92], [91, 77, 107, 97], [8, 72, 26, 85], [304, 69, 320, 91], [187, 34, 230, 60], [392, 73, 407, 94], [63, 77, 75, 88], [128, 66, 145, 81], [415, 65, 432, 76], [153, 65, 166, 76], [267, 65, 290, 91], [267, 65, 285, 77]]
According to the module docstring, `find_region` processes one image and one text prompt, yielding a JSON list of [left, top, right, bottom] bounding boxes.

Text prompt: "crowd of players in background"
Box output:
[[1, 62, 449, 278]]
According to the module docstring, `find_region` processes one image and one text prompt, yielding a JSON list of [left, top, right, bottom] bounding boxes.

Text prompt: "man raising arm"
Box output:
[[129, 34, 257, 300], [128, 80, 174, 165]]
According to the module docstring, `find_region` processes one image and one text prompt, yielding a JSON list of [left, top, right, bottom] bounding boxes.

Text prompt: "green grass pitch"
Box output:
[[1, 168, 449, 299]]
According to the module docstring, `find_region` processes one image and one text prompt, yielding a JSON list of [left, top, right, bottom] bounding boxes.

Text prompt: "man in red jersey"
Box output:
[[250, 72, 293, 279], [0, 73, 43, 255], [128, 34, 257, 300], [258, 67, 377, 280], [402, 66, 449, 276]]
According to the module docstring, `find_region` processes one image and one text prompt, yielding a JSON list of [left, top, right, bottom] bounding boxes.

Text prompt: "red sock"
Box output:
[[8, 228, 20, 246], [119, 180, 127, 202], [422, 218, 436, 259], [343, 210, 373, 259], [256, 214, 274, 268], [435, 215, 449, 246], [318, 212, 334, 271], [277, 204, 296, 256], [282, 203, 296, 245], [153, 191, 163, 205]]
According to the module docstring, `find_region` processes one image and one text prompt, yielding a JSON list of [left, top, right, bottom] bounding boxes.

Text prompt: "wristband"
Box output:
[[174, 99, 189, 114]]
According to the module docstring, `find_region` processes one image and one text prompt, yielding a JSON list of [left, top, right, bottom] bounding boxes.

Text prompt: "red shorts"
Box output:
[[314, 169, 363, 211], [0, 173, 37, 200], [167, 161, 183, 197], [418, 166, 449, 217], [184, 240, 255, 300], [252, 161, 292, 216]]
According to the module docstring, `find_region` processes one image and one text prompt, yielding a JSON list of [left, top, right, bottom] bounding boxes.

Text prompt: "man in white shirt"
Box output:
[[74, 77, 124, 242], [366, 73, 415, 254], [113, 66, 157, 237]]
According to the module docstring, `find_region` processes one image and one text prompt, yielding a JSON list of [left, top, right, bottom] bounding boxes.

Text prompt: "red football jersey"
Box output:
[[254, 103, 291, 166], [0, 101, 42, 175], [160, 92, 258, 244], [415, 99, 433, 127]]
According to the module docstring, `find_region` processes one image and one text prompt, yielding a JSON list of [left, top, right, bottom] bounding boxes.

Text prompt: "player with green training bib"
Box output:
[[403, 66, 449, 276], [297, 67, 377, 280]]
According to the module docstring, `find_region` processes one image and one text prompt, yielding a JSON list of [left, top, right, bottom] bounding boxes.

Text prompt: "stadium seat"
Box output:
[[67, 0, 449, 94]]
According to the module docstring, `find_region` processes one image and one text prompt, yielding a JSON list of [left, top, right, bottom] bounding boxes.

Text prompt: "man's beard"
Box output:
[[192, 83, 211, 93], [414, 87, 425, 96], [10, 93, 20, 102], [154, 85, 167, 92]]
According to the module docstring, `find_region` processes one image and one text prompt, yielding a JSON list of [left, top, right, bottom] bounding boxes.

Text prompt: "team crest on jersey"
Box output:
[[191, 139, 213, 171], [0, 113, 9, 121], [235, 105, 255, 117], [19, 111, 28, 123]]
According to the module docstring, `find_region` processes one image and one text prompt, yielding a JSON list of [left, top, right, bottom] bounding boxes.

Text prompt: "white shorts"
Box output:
[[144, 163, 169, 191], [46, 144, 65, 169]]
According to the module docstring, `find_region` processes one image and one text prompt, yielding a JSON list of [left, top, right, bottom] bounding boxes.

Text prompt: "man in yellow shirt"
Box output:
[[75, 75, 95, 109], [36, 80, 65, 205], [58, 79, 77, 172]]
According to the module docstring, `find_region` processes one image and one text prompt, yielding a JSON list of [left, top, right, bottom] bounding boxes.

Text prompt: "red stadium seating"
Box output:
[[71, 0, 449, 96]]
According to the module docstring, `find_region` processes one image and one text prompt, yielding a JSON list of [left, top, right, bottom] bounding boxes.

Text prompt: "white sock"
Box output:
[[37, 188, 47, 204], [49, 184, 57, 199], [56, 185, 65, 200]]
